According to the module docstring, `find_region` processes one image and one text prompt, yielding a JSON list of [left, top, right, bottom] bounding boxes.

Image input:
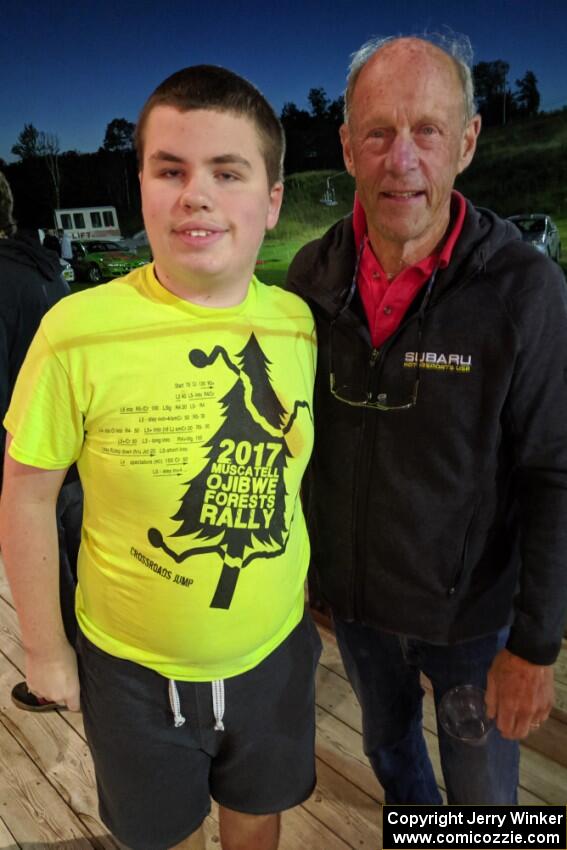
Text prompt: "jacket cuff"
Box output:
[[506, 626, 563, 666]]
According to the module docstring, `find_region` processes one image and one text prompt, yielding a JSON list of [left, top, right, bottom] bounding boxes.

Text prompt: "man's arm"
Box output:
[[0, 436, 79, 710], [485, 252, 567, 739]]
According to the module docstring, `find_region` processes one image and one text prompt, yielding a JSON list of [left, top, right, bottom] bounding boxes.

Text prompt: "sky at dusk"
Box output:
[[1, 0, 566, 164]]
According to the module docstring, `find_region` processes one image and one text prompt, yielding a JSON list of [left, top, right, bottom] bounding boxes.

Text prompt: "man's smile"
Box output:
[[380, 190, 426, 200], [172, 221, 228, 247]]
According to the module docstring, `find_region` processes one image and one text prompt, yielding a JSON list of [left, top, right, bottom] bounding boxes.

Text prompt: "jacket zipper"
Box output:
[[350, 345, 382, 616], [368, 348, 381, 397]]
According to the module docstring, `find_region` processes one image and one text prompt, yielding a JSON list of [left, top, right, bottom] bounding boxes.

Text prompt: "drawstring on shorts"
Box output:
[[168, 679, 186, 727], [168, 678, 225, 732], [212, 679, 225, 731]]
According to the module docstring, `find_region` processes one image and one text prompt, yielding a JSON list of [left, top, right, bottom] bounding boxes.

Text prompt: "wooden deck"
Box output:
[[0, 564, 566, 849]]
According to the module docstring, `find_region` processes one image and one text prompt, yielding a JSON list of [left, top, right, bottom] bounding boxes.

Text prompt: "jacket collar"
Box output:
[[288, 199, 522, 317]]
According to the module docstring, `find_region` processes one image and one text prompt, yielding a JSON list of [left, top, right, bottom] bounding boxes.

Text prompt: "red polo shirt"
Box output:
[[353, 191, 466, 348]]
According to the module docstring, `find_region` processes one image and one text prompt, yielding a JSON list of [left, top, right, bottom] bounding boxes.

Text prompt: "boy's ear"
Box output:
[[266, 181, 284, 231], [340, 124, 356, 177]]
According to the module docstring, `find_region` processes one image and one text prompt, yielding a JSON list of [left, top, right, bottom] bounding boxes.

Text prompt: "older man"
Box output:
[[288, 35, 567, 804]]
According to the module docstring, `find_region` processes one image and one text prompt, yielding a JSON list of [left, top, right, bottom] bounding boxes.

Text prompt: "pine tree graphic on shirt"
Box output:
[[147, 333, 310, 609]]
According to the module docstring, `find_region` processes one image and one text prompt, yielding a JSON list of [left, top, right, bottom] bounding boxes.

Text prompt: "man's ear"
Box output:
[[266, 181, 284, 231], [457, 114, 481, 175], [340, 124, 356, 177]]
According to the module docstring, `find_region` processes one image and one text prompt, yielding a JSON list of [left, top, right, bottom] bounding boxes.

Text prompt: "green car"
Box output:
[[71, 239, 149, 283]]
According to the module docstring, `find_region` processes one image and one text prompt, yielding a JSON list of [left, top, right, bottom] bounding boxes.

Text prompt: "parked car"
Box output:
[[71, 239, 149, 283], [507, 214, 561, 262], [60, 257, 75, 284]]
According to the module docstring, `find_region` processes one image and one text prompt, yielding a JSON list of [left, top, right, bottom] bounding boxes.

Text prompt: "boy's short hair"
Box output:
[[0, 171, 16, 237], [136, 65, 285, 187]]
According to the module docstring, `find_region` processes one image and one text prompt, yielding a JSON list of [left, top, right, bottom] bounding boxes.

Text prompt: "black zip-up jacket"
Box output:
[[0, 235, 69, 486], [288, 200, 567, 665]]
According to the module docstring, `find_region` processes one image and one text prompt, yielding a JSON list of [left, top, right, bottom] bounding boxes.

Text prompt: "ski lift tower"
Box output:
[[319, 171, 346, 206]]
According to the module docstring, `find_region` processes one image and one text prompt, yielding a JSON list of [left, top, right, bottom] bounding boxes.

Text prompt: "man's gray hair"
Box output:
[[344, 32, 477, 125]]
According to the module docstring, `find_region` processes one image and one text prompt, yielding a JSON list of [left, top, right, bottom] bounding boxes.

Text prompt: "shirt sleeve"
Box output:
[[4, 323, 84, 470], [504, 260, 567, 664]]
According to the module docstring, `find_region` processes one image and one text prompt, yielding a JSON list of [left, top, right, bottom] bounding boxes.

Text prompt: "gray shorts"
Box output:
[[77, 609, 322, 850]]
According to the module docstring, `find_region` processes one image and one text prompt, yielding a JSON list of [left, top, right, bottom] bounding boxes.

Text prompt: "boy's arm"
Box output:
[[0, 436, 80, 710]]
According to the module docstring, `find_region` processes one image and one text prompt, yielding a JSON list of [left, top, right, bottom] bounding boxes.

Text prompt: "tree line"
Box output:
[[474, 63, 540, 126], [0, 63, 543, 234]]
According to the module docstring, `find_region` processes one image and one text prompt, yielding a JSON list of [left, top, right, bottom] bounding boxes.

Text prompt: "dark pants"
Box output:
[[334, 618, 519, 804]]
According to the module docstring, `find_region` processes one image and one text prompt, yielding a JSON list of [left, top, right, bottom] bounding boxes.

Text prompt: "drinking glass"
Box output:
[[438, 684, 494, 745]]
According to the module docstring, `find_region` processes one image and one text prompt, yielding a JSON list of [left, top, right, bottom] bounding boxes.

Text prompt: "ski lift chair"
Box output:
[[320, 177, 338, 206]]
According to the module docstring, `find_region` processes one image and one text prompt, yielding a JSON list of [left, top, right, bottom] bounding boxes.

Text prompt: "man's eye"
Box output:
[[161, 169, 183, 178], [419, 126, 438, 136], [369, 129, 386, 139], [217, 171, 239, 182]]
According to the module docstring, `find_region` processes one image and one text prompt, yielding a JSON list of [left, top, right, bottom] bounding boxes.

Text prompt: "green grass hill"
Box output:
[[456, 109, 567, 218], [257, 170, 354, 284]]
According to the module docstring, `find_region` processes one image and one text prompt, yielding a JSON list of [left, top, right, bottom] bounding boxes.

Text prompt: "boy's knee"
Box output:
[[219, 807, 280, 850]]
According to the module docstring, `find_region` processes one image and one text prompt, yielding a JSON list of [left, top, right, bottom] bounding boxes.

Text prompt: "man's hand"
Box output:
[[25, 641, 80, 712], [485, 648, 554, 739]]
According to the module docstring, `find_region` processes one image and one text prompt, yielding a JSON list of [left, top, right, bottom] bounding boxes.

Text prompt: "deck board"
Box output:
[[0, 650, 118, 848], [0, 565, 566, 848], [0, 816, 19, 849], [0, 719, 95, 846]]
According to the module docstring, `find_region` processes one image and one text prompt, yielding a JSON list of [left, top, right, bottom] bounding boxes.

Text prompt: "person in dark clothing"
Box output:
[[42, 230, 62, 256], [0, 171, 82, 710], [288, 35, 567, 804]]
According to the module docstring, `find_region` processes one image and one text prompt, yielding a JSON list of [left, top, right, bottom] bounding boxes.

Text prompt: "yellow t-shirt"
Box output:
[[5, 265, 316, 680]]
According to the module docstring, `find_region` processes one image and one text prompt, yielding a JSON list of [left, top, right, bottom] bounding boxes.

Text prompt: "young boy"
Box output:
[[0, 66, 318, 850]]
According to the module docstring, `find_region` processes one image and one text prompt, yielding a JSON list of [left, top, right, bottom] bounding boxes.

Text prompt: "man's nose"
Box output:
[[384, 133, 419, 174], [180, 175, 213, 209]]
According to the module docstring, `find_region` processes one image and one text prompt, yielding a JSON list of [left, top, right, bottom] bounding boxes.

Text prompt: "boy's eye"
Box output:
[[160, 169, 183, 179], [216, 171, 240, 182]]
